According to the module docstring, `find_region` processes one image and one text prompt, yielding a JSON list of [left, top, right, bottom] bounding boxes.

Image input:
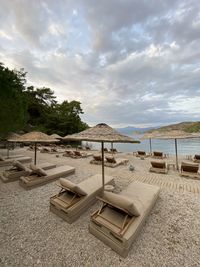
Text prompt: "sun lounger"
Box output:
[[27, 145, 34, 151], [48, 148, 65, 154], [104, 148, 109, 152], [50, 174, 115, 223], [19, 165, 75, 189], [193, 154, 200, 163], [110, 148, 118, 153], [0, 156, 32, 167], [105, 156, 129, 168], [180, 161, 200, 179], [90, 155, 102, 165], [152, 151, 164, 159], [40, 147, 51, 153], [0, 161, 56, 183], [0, 154, 24, 160], [89, 181, 160, 257], [72, 150, 93, 158], [63, 150, 75, 157], [136, 151, 147, 157], [149, 160, 168, 174]]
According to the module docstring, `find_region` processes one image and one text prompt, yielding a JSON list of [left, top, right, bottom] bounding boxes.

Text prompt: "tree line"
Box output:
[[0, 63, 88, 138]]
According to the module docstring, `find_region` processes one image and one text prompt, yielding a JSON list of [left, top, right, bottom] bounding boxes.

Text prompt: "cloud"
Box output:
[[0, 0, 200, 127]]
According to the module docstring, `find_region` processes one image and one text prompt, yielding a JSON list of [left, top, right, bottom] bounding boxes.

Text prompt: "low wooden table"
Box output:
[[104, 185, 115, 192], [167, 163, 176, 170]]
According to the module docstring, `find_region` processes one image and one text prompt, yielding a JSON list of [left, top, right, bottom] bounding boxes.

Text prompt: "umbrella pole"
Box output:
[[175, 138, 179, 171], [111, 142, 113, 155], [101, 142, 105, 188], [34, 142, 37, 165], [7, 141, 9, 158], [149, 138, 152, 155]]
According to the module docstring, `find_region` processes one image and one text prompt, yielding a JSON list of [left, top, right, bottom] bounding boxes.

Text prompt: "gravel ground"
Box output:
[[0, 148, 200, 267]]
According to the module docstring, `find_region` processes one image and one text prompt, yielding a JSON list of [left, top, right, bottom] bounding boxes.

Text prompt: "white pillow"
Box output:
[[102, 191, 140, 216], [60, 178, 87, 196]]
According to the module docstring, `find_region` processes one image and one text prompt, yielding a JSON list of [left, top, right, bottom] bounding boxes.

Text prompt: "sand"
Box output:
[[0, 147, 200, 267]]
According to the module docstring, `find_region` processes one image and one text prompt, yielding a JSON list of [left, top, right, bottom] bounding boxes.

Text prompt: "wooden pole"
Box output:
[[111, 142, 113, 155], [149, 138, 152, 154], [175, 138, 179, 170], [101, 142, 105, 188], [34, 142, 37, 165], [7, 141, 9, 158]]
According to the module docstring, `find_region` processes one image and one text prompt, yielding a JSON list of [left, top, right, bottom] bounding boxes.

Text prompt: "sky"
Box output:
[[0, 0, 200, 128]]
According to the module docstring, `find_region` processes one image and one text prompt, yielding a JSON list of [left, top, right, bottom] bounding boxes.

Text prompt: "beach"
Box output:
[[0, 147, 200, 267]]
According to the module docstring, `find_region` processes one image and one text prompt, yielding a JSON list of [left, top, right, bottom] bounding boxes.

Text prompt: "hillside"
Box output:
[[116, 126, 156, 135], [148, 121, 200, 133]]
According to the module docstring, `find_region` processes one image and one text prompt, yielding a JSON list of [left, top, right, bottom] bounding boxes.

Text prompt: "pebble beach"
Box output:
[[0, 147, 200, 267]]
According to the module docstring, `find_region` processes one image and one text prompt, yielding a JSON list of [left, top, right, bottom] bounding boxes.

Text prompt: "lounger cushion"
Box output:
[[30, 164, 47, 176], [102, 191, 140, 216], [60, 178, 87, 196], [13, 160, 27, 171]]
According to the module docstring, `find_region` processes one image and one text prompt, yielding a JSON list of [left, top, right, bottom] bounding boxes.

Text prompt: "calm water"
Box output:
[[83, 135, 200, 156]]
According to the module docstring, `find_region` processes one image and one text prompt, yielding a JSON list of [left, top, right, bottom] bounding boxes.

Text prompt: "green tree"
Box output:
[[0, 63, 27, 137], [24, 86, 57, 129], [46, 100, 88, 136]]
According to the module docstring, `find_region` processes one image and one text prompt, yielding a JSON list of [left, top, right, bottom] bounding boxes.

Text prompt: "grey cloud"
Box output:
[[0, 0, 200, 127]]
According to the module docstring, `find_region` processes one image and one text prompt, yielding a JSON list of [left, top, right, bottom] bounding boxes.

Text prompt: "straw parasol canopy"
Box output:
[[50, 134, 63, 140], [141, 131, 162, 154], [64, 123, 140, 187], [64, 123, 138, 143], [5, 133, 20, 158], [9, 131, 58, 164], [6, 132, 20, 140], [157, 130, 200, 170]]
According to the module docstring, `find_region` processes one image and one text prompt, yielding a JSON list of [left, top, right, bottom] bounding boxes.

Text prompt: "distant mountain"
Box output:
[[147, 121, 200, 133], [115, 126, 156, 135], [116, 121, 200, 135]]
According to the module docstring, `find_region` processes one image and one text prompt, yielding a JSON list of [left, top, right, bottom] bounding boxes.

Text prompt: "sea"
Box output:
[[83, 135, 200, 156]]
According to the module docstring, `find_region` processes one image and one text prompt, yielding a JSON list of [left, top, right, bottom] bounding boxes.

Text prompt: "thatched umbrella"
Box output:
[[50, 134, 63, 140], [141, 131, 161, 154], [64, 123, 140, 187], [9, 132, 58, 164], [6, 133, 20, 158], [156, 130, 200, 170]]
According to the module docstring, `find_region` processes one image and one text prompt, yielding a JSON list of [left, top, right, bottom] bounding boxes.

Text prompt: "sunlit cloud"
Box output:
[[0, 0, 200, 127]]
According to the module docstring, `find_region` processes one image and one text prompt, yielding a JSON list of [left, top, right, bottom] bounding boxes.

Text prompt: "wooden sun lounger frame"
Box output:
[[91, 196, 135, 238], [50, 184, 84, 210]]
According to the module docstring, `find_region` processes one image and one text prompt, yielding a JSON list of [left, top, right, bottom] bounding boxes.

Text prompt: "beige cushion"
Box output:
[[30, 164, 47, 176], [60, 178, 87, 196], [0, 155, 4, 161], [102, 191, 140, 216], [13, 160, 26, 171]]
